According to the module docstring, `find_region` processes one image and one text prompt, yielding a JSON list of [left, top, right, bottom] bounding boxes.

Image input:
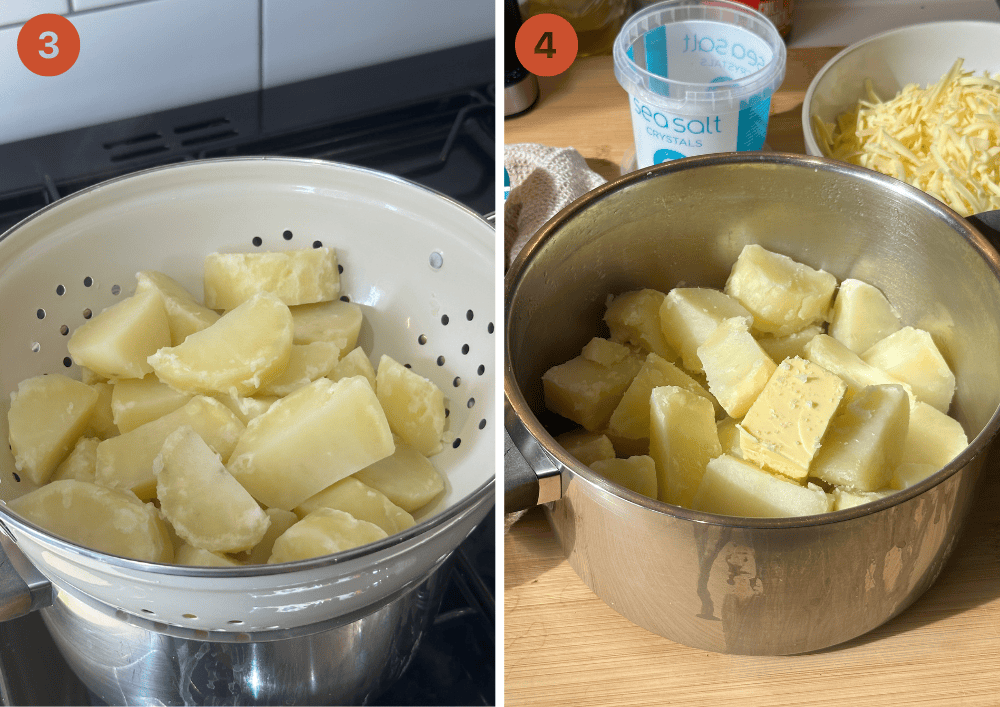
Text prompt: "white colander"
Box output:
[[0, 157, 495, 634]]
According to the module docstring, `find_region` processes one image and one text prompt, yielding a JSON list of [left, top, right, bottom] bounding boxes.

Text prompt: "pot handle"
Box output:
[[504, 397, 563, 514], [0, 523, 51, 622], [968, 210, 1000, 249]]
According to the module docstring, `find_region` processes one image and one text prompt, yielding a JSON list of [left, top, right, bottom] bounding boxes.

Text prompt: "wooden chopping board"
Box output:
[[503, 48, 1000, 706]]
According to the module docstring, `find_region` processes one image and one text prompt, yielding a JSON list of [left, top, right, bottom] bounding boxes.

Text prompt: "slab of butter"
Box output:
[[738, 356, 847, 482]]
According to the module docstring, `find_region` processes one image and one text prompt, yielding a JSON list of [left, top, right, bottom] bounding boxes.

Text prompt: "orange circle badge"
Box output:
[[18, 14, 81, 77], [515, 13, 578, 77]]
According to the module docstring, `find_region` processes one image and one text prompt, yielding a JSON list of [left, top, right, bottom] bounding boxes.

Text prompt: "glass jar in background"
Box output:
[[630, 0, 794, 40], [523, 0, 629, 56]]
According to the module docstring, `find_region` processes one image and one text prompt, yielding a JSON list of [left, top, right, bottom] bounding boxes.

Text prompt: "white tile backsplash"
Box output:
[[0, 0, 69, 27], [0, 0, 259, 145], [261, 0, 494, 88]]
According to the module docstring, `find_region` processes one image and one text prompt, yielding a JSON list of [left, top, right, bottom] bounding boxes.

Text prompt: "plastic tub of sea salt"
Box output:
[[613, 0, 786, 168]]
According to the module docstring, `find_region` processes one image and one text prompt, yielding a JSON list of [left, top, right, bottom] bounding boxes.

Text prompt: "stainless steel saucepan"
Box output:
[[505, 152, 1000, 655]]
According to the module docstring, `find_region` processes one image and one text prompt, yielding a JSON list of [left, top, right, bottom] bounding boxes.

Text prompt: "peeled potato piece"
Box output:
[[698, 317, 777, 419], [85, 382, 118, 440], [353, 439, 445, 513], [9, 480, 173, 563], [290, 300, 363, 349], [135, 270, 220, 345], [649, 385, 721, 507], [554, 429, 616, 466], [204, 247, 339, 310], [8, 374, 98, 486], [604, 289, 677, 361], [256, 341, 340, 397], [148, 291, 293, 396], [111, 374, 193, 433], [660, 287, 752, 372], [692, 454, 832, 518], [268, 508, 387, 564], [589, 456, 658, 499], [239, 508, 299, 565], [330, 346, 377, 389], [375, 355, 446, 457], [96, 396, 244, 501], [154, 426, 270, 553], [51, 436, 99, 483], [67, 288, 171, 379], [861, 326, 956, 413], [228, 376, 395, 511], [295, 477, 415, 535], [175, 544, 243, 567]]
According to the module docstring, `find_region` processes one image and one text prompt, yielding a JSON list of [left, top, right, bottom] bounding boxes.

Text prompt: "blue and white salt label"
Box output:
[[626, 20, 775, 167], [504, 166, 511, 201]]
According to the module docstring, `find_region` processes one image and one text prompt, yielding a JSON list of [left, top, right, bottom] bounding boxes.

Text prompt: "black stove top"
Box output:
[[0, 39, 495, 707]]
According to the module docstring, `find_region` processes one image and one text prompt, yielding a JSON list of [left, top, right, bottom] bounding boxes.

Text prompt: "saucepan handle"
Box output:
[[504, 396, 564, 514], [0, 523, 51, 621], [968, 210, 1000, 249]]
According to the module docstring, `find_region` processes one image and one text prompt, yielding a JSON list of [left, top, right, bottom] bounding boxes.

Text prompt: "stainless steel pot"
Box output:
[[505, 152, 1000, 655]]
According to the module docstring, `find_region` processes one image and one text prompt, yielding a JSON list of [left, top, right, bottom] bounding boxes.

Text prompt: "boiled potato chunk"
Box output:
[[810, 384, 909, 491], [267, 508, 387, 564], [724, 244, 837, 336], [604, 289, 677, 361], [649, 385, 721, 507], [353, 438, 445, 513], [832, 487, 895, 510], [828, 278, 901, 354], [755, 324, 822, 363], [716, 417, 742, 458], [375, 355, 446, 456], [738, 357, 846, 482], [96, 396, 244, 500], [890, 462, 939, 490], [85, 382, 118, 439], [659, 287, 751, 372], [176, 544, 243, 567], [542, 338, 644, 432], [861, 327, 955, 413], [256, 341, 340, 397], [212, 393, 278, 425], [554, 429, 616, 466], [204, 247, 339, 310], [51, 436, 99, 483], [67, 288, 171, 379], [148, 291, 293, 396], [7, 374, 98, 485], [290, 300, 363, 350], [111, 374, 193, 433], [698, 317, 777, 419], [154, 426, 270, 553], [691, 455, 832, 518], [295, 477, 414, 535], [9, 479, 173, 563], [804, 334, 915, 404], [589, 456, 658, 499], [228, 376, 395, 511], [607, 352, 717, 442], [899, 400, 968, 470], [240, 508, 300, 565], [135, 270, 220, 345], [330, 346, 377, 389]]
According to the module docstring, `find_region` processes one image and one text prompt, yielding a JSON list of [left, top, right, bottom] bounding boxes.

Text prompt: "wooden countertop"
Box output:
[[503, 49, 1000, 706]]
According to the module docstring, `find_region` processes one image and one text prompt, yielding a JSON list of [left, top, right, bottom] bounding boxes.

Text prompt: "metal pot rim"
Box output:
[[505, 151, 1000, 530]]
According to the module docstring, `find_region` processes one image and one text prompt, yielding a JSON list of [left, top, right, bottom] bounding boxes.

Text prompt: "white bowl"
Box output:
[[802, 20, 1000, 157]]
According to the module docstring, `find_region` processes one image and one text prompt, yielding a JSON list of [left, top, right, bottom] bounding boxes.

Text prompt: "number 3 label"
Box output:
[[515, 13, 578, 77], [18, 14, 80, 76]]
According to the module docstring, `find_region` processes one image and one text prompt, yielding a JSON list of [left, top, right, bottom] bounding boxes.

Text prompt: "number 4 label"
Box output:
[[17, 14, 80, 76], [515, 13, 578, 77]]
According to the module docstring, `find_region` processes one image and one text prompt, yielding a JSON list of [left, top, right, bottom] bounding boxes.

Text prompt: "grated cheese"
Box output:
[[814, 59, 1000, 217]]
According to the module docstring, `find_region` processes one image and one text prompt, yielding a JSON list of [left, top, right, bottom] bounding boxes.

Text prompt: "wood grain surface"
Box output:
[[503, 48, 1000, 707]]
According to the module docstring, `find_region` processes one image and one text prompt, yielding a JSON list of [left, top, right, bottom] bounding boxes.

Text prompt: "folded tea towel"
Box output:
[[504, 143, 606, 269]]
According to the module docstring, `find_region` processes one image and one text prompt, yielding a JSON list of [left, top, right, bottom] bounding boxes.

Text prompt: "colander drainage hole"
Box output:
[[283, 230, 293, 241], [313, 240, 323, 248], [83, 308, 92, 319], [36, 308, 45, 320], [340, 295, 350, 302], [183, 613, 198, 620], [227, 619, 243, 625], [337, 263, 343, 274], [60, 325, 69, 336], [466, 309, 474, 321], [418, 335, 427, 345], [62, 357, 72, 368], [83, 276, 93, 287], [452, 438, 461, 449], [445, 408, 450, 418], [441, 314, 449, 325], [30, 342, 40, 353], [141, 609, 156, 615], [452, 377, 461, 387], [477, 365, 485, 376], [479, 419, 486, 430], [252, 236, 262, 247], [488, 322, 494, 334], [437, 356, 445, 366], [461, 344, 469, 355], [467, 398, 475, 408], [429, 251, 443, 269], [12, 473, 20, 482], [56, 285, 65, 296], [111, 284, 121, 296]]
